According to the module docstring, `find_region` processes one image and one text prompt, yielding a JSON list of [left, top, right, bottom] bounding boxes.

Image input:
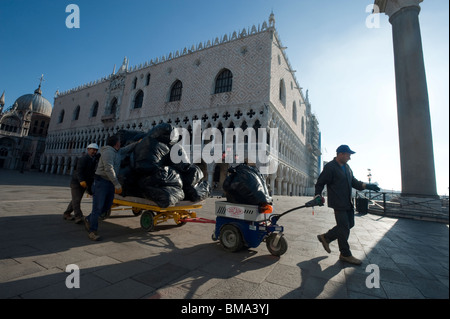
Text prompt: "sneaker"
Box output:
[[317, 234, 331, 253], [83, 217, 90, 232], [63, 213, 74, 221], [74, 216, 84, 224], [88, 232, 101, 241], [339, 254, 362, 265]]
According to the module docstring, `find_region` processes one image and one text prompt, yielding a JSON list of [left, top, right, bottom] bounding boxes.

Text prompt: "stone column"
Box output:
[[276, 177, 283, 196], [376, 0, 437, 198]]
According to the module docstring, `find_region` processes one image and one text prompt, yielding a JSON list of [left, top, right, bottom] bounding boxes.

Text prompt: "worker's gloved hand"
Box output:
[[115, 187, 123, 195], [314, 194, 325, 206], [79, 181, 87, 188], [365, 183, 380, 192]]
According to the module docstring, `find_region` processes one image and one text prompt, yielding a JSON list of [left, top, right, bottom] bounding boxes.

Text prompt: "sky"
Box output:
[[1, 0, 449, 195]]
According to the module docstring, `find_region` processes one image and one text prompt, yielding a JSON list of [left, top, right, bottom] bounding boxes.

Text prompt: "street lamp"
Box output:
[[367, 169, 372, 199]]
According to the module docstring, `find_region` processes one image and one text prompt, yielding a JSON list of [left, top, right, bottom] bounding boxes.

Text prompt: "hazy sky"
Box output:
[[1, 0, 448, 195]]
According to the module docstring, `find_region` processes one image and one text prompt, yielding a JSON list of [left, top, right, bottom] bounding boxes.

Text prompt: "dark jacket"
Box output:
[[72, 154, 99, 190], [315, 158, 364, 211]]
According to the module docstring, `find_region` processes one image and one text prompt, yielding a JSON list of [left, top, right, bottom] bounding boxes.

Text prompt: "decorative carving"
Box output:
[[109, 74, 125, 91]]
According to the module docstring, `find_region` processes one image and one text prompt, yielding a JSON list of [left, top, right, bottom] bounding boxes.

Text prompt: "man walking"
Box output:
[[315, 145, 380, 265], [63, 143, 99, 224], [84, 135, 140, 241]]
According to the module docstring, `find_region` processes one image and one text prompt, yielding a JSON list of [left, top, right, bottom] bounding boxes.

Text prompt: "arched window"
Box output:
[[73, 105, 80, 121], [91, 101, 99, 117], [169, 80, 182, 102], [292, 101, 297, 124], [110, 97, 118, 115], [214, 69, 233, 94], [146, 73, 151, 86], [58, 110, 65, 123], [133, 90, 144, 109], [279, 79, 286, 107]]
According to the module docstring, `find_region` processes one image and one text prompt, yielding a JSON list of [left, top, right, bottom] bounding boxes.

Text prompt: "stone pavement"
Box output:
[[0, 169, 448, 302]]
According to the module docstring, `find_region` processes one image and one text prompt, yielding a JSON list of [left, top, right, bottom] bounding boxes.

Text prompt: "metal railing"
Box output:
[[355, 191, 449, 223]]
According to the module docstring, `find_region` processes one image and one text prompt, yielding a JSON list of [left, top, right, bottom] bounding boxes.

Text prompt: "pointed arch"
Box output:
[[110, 97, 118, 115], [90, 101, 99, 117], [133, 90, 144, 109]]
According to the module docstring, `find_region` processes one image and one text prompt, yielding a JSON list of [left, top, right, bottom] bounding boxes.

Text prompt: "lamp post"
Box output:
[[367, 169, 372, 199]]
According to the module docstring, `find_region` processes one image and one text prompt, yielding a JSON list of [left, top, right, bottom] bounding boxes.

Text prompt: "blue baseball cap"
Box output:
[[336, 145, 355, 154]]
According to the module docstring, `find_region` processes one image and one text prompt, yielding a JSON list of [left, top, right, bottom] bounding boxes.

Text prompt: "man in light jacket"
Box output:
[[84, 135, 140, 241]]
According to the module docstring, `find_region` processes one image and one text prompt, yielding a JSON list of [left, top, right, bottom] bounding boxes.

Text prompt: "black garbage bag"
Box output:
[[184, 180, 211, 202], [118, 166, 143, 198], [139, 166, 184, 208], [148, 123, 180, 146], [133, 136, 171, 174], [117, 129, 147, 147], [172, 164, 210, 202], [169, 143, 191, 170], [177, 164, 203, 187], [223, 163, 272, 205]]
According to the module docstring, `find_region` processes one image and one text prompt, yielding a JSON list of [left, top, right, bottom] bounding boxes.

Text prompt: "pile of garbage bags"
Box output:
[[223, 163, 272, 206], [117, 123, 210, 208]]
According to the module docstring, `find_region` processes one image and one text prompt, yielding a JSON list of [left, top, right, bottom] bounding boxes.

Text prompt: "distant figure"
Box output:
[[63, 144, 100, 224], [314, 145, 380, 265]]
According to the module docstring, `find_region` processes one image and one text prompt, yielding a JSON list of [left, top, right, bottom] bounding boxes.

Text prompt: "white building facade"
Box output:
[[43, 14, 321, 196]]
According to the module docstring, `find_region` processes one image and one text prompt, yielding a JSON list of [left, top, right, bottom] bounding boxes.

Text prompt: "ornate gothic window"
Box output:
[[169, 80, 182, 102], [133, 90, 144, 109], [110, 97, 118, 115], [214, 69, 233, 94]]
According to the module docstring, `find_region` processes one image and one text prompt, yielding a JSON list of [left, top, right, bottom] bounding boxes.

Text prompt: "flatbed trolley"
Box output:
[[103, 195, 211, 232]]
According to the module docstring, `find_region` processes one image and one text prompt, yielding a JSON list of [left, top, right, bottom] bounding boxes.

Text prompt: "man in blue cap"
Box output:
[[314, 145, 380, 265]]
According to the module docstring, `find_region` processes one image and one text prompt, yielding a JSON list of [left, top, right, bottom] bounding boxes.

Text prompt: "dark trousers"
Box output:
[[324, 209, 355, 257], [64, 182, 86, 218], [86, 176, 114, 232]]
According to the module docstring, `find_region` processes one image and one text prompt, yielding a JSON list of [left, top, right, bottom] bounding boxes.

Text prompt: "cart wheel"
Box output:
[[266, 233, 288, 256], [140, 210, 155, 232], [219, 224, 244, 252], [132, 207, 143, 216], [100, 208, 111, 220]]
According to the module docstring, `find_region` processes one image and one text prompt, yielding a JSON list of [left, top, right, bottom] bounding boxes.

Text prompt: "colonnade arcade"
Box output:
[[42, 106, 314, 196]]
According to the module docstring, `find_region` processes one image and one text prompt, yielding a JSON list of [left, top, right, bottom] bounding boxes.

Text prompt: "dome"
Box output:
[[13, 86, 52, 117]]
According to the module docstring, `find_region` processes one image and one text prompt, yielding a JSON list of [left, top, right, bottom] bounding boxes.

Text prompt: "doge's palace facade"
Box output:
[[43, 14, 321, 196]]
